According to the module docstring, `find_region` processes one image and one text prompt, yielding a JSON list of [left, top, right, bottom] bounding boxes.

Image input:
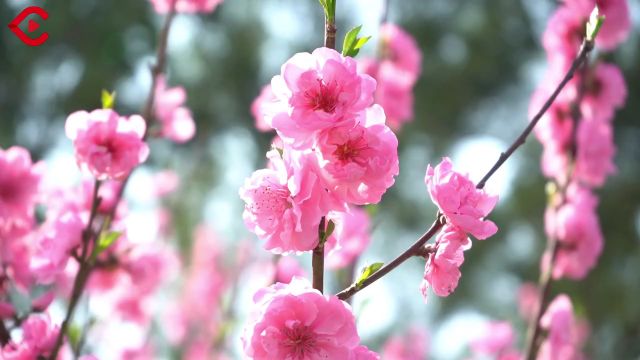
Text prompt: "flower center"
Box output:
[[305, 79, 339, 113], [333, 136, 369, 165], [282, 323, 316, 358], [249, 182, 291, 220]]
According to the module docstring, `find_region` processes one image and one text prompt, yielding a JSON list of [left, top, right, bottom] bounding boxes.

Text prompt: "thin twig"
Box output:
[[312, 217, 326, 292], [0, 320, 10, 346], [523, 47, 591, 360], [324, 2, 336, 49], [47, 1, 179, 356], [48, 180, 102, 360], [335, 38, 595, 301], [523, 238, 559, 359]]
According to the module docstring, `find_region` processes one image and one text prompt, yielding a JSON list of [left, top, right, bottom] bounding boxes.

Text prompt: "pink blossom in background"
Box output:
[[574, 120, 616, 187], [243, 277, 369, 359], [251, 84, 278, 132], [65, 109, 149, 181], [1, 313, 59, 359], [315, 105, 399, 205], [470, 321, 521, 359], [545, 184, 603, 280], [421, 224, 471, 298], [149, 0, 223, 14], [425, 157, 498, 239], [580, 63, 627, 123], [240, 150, 339, 254], [357, 24, 422, 130], [0, 146, 43, 239], [518, 282, 540, 321], [269, 47, 376, 147], [566, 0, 631, 51], [353, 345, 381, 360], [538, 294, 585, 360], [381, 327, 429, 360], [543, 0, 630, 70], [379, 23, 422, 86], [151, 170, 180, 197], [30, 210, 84, 284], [325, 207, 372, 269], [154, 75, 196, 143], [274, 256, 306, 284]]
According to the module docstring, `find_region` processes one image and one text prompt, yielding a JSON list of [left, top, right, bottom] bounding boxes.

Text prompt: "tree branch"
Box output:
[[48, 180, 102, 360], [335, 38, 595, 302], [324, 2, 336, 49], [523, 43, 591, 360], [312, 217, 327, 293], [47, 1, 179, 357]]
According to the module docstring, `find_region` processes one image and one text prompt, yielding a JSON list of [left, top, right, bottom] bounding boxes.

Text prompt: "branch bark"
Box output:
[[335, 38, 595, 302], [312, 217, 327, 292]]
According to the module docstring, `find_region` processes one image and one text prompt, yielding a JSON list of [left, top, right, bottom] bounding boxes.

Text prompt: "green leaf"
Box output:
[[67, 324, 81, 350], [342, 25, 370, 58], [94, 231, 121, 258], [585, 6, 605, 42], [101, 90, 116, 109], [324, 219, 335, 240], [317, 0, 335, 22], [356, 262, 384, 288]]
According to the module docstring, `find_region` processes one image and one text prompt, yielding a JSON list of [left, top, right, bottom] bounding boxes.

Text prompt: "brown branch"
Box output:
[[0, 320, 10, 346], [523, 238, 559, 360], [48, 180, 102, 360], [312, 217, 326, 293], [141, 0, 178, 131], [335, 38, 595, 302], [324, 6, 336, 49], [476, 39, 593, 190], [47, 1, 179, 357], [524, 45, 592, 360]]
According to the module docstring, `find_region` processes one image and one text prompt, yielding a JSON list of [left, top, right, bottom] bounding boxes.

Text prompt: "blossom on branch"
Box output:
[[269, 47, 376, 148], [314, 105, 399, 205], [65, 109, 149, 181], [242, 277, 374, 359], [239, 150, 339, 254], [424, 157, 498, 240], [154, 75, 196, 143]]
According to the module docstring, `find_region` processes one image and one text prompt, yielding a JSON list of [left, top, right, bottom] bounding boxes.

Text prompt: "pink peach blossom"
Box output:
[[149, 0, 223, 13], [421, 224, 471, 298], [1, 313, 59, 359], [30, 210, 84, 284], [270, 47, 376, 147], [381, 327, 429, 360], [580, 63, 627, 123], [275, 256, 306, 284], [543, 0, 630, 70], [574, 119, 616, 187], [315, 105, 399, 205], [240, 150, 339, 254], [325, 207, 372, 269], [518, 282, 540, 321], [352, 345, 380, 360], [0, 146, 43, 239], [251, 84, 278, 132], [65, 109, 149, 180], [154, 75, 196, 143], [470, 321, 518, 357], [538, 294, 585, 360], [379, 24, 422, 86], [545, 184, 603, 280], [425, 157, 498, 239], [242, 277, 362, 359]]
